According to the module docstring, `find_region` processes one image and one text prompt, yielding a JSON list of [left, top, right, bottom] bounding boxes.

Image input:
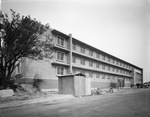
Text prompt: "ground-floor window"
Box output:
[[57, 67, 64, 75]]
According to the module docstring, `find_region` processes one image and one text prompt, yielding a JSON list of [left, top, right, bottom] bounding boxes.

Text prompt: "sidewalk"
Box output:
[[0, 94, 75, 109]]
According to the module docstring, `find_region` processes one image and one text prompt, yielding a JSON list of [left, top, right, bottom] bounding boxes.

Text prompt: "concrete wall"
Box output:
[[22, 58, 56, 79]]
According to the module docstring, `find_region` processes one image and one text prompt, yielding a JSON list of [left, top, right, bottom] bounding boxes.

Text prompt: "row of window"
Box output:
[[57, 66, 131, 81], [72, 43, 132, 69], [72, 57, 131, 75], [56, 51, 131, 75], [73, 69, 131, 81]]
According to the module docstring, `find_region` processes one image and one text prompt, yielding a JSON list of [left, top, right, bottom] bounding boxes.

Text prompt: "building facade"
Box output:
[[15, 28, 143, 89]]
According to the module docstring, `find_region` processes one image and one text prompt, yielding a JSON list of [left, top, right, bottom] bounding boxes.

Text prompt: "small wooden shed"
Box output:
[[58, 73, 91, 96]]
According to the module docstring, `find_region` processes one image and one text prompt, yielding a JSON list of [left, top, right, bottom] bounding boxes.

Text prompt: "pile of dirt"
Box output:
[[0, 83, 47, 104]]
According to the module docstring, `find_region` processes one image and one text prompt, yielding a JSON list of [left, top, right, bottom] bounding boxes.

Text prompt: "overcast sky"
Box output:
[[2, 0, 150, 81]]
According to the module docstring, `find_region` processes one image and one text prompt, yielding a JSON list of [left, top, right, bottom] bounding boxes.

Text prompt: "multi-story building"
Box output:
[[15, 28, 143, 89]]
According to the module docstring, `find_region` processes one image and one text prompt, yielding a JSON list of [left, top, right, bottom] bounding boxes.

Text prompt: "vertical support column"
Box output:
[[69, 33, 72, 74]]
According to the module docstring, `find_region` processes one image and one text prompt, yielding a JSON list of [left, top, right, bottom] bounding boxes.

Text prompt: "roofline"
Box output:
[[51, 29, 143, 70], [51, 29, 70, 39]]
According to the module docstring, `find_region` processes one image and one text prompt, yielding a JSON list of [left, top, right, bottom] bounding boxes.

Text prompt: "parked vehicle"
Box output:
[[142, 82, 149, 88]]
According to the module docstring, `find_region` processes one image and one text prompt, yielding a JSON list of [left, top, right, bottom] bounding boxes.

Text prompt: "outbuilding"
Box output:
[[58, 73, 91, 96]]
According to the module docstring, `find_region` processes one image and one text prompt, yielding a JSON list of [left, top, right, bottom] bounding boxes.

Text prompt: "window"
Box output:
[[116, 68, 118, 72], [89, 72, 93, 78], [102, 74, 105, 79], [72, 56, 76, 63], [57, 67, 64, 75], [96, 73, 100, 78], [89, 61, 93, 67], [57, 36, 64, 46], [72, 43, 76, 50], [112, 59, 114, 64], [112, 67, 115, 72], [114, 60, 116, 64], [120, 70, 122, 73], [107, 57, 110, 62], [89, 50, 93, 56], [102, 64, 105, 70], [81, 58, 85, 65], [81, 46, 85, 54], [96, 53, 99, 59], [57, 51, 64, 61], [96, 63, 99, 68], [99, 54, 101, 59], [102, 55, 105, 60], [129, 72, 131, 75], [116, 61, 118, 65], [120, 62, 122, 66], [108, 66, 110, 71], [107, 75, 110, 79]]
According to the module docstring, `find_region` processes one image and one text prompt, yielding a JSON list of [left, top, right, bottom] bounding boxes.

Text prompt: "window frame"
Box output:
[[89, 61, 93, 67], [81, 46, 85, 54], [72, 43, 76, 50], [89, 50, 93, 56], [96, 53, 99, 59], [81, 58, 85, 65], [107, 57, 110, 62], [57, 36, 65, 47], [57, 51, 65, 61], [96, 63, 99, 68], [108, 66, 110, 71], [102, 64, 105, 70], [102, 55, 105, 60], [57, 66, 64, 75], [72, 56, 76, 63]]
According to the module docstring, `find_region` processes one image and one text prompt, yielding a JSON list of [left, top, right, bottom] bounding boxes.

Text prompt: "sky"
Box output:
[[1, 0, 150, 82]]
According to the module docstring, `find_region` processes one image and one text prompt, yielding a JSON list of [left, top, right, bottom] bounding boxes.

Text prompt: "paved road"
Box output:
[[1, 88, 150, 117]]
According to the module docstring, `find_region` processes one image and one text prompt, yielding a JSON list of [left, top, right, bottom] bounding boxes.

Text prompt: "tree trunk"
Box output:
[[1, 69, 7, 88]]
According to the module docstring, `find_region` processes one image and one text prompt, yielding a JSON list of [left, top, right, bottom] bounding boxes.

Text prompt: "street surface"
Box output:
[[1, 88, 150, 117]]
